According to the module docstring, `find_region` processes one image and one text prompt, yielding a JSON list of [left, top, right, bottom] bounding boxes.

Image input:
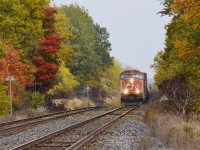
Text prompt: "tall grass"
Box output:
[[64, 98, 96, 110], [103, 97, 121, 107], [140, 101, 200, 150], [0, 108, 48, 122]]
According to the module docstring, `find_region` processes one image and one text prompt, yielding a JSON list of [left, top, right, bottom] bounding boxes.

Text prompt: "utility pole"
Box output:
[[5, 75, 15, 115], [86, 83, 89, 99]]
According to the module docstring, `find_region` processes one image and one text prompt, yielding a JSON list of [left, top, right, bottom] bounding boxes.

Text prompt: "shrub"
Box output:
[[183, 123, 193, 134], [30, 92, 45, 109], [12, 82, 31, 111]]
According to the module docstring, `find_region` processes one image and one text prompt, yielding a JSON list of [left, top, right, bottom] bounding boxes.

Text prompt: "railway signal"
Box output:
[[5, 75, 15, 115]]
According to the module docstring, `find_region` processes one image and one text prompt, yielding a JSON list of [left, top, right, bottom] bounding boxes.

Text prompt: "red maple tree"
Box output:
[[32, 7, 61, 92]]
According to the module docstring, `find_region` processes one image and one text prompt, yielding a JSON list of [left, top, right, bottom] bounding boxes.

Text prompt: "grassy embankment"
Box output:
[[139, 100, 200, 150], [0, 98, 96, 122]]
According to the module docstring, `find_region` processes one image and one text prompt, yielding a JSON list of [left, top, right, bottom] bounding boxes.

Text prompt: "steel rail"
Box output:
[[11, 107, 122, 150], [0, 107, 97, 128], [0, 107, 97, 134], [67, 106, 137, 150], [0, 110, 66, 127]]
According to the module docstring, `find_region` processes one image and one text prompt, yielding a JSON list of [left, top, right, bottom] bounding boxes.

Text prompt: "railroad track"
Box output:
[[0, 107, 98, 138], [11, 106, 138, 150]]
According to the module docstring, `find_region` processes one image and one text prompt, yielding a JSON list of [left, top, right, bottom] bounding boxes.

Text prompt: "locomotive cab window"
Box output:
[[120, 74, 131, 79], [132, 74, 143, 79]]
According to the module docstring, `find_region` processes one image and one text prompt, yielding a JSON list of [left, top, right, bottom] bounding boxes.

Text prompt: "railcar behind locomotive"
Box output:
[[120, 70, 148, 105]]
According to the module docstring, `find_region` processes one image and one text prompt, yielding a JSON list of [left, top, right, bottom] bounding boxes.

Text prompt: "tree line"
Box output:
[[152, 0, 200, 116], [0, 1, 123, 115]]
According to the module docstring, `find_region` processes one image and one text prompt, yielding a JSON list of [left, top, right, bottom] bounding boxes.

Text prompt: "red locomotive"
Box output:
[[120, 70, 148, 105]]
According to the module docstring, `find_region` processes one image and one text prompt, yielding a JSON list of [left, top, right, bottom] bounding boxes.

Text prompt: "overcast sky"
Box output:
[[52, 0, 171, 79]]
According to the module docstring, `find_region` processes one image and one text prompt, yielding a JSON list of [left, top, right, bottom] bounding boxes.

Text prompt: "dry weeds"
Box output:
[[0, 107, 48, 123], [103, 97, 121, 107], [64, 98, 96, 110], [137, 137, 157, 150], [140, 107, 200, 150]]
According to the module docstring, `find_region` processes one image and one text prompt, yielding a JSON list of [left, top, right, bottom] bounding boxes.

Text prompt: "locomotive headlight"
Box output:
[[130, 78, 134, 83], [136, 89, 140, 94], [123, 89, 128, 94]]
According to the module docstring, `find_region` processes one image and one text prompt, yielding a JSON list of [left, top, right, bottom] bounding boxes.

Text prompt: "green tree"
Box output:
[[61, 4, 99, 85], [61, 4, 113, 87], [155, 0, 200, 86], [93, 24, 113, 80], [48, 61, 80, 95], [153, 0, 200, 115], [101, 59, 124, 93], [0, 0, 50, 92], [55, 7, 75, 65], [0, 0, 49, 55]]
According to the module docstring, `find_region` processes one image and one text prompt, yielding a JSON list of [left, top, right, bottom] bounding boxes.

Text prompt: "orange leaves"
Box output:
[[174, 36, 200, 59], [0, 44, 32, 85], [174, 39, 189, 58], [170, 0, 200, 60], [171, 0, 200, 22]]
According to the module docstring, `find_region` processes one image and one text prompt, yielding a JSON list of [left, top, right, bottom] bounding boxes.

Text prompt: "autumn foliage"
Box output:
[[153, 0, 200, 115], [0, 42, 32, 85], [0, 41, 35, 114], [0, 2, 115, 115], [32, 7, 61, 92]]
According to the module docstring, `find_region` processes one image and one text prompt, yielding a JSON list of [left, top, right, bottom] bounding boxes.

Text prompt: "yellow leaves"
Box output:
[[154, 63, 177, 86], [174, 39, 200, 59], [48, 61, 80, 94], [174, 39, 188, 58], [57, 44, 74, 65], [101, 59, 123, 92], [192, 23, 199, 30], [58, 61, 80, 89], [155, 0, 200, 111], [171, 0, 200, 22], [55, 8, 74, 40], [55, 7, 76, 67]]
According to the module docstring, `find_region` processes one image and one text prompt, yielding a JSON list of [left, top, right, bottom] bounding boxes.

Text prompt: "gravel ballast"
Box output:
[[0, 107, 113, 150], [0, 106, 167, 150], [82, 108, 150, 150]]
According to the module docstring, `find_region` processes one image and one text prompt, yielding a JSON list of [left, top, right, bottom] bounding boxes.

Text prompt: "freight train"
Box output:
[[120, 70, 148, 105]]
